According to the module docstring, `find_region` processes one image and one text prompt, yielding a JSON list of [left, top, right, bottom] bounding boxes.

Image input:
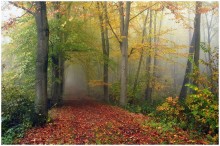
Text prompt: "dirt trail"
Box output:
[[17, 99, 207, 144]]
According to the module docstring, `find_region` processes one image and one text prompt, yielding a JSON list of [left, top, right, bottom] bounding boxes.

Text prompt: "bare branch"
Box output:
[[129, 2, 158, 21], [9, 1, 35, 15], [105, 3, 121, 43], [2, 2, 34, 30], [210, 31, 217, 41]]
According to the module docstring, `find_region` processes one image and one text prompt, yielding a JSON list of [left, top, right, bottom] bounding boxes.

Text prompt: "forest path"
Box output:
[[17, 99, 207, 144]]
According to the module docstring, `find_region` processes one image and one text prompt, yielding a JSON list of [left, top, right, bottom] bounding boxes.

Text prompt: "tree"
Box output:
[[204, 3, 218, 93], [9, 1, 49, 122], [179, 2, 202, 101], [34, 2, 50, 121], [145, 9, 153, 102], [119, 2, 131, 106], [103, 2, 110, 102], [97, 2, 110, 102], [192, 2, 202, 87], [50, 2, 61, 106], [132, 10, 149, 94]]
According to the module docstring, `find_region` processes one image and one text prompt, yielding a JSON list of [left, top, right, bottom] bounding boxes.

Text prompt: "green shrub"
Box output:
[[109, 82, 120, 104], [186, 84, 218, 134], [125, 104, 142, 113], [143, 119, 176, 133], [2, 84, 35, 144]]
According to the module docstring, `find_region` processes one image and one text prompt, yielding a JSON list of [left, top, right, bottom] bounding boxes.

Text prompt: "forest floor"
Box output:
[[16, 99, 210, 144]]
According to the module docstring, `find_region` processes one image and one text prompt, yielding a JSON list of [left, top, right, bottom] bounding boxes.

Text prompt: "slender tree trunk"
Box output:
[[205, 13, 214, 92], [51, 2, 61, 106], [103, 2, 110, 102], [145, 9, 153, 102], [192, 1, 202, 87], [58, 4, 72, 104], [202, 15, 209, 74], [59, 49, 65, 103], [173, 62, 177, 94], [179, 31, 196, 101], [133, 10, 149, 94], [119, 2, 131, 106], [179, 2, 201, 101], [152, 10, 157, 99], [188, 10, 192, 46], [97, 2, 110, 102], [187, 9, 193, 93], [34, 1, 49, 121], [51, 52, 59, 105], [154, 10, 163, 79]]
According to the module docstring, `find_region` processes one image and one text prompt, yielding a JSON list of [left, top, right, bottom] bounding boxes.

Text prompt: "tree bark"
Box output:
[[145, 9, 153, 102], [205, 13, 214, 92], [51, 2, 61, 106], [119, 2, 131, 106], [153, 10, 163, 89], [34, 2, 49, 120], [179, 2, 201, 101], [152, 10, 158, 98], [192, 1, 202, 87], [97, 2, 110, 102], [193, 2, 202, 67], [179, 34, 195, 101], [133, 10, 149, 94], [51, 51, 59, 105], [103, 2, 110, 102], [58, 46, 65, 103]]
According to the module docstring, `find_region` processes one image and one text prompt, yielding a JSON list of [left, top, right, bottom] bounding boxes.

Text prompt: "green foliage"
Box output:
[[126, 104, 142, 113], [186, 84, 218, 134], [109, 82, 120, 104], [155, 84, 218, 136], [109, 81, 144, 105], [143, 119, 176, 133], [2, 83, 35, 144], [1, 16, 37, 144], [125, 100, 162, 116], [200, 43, 219, 95]]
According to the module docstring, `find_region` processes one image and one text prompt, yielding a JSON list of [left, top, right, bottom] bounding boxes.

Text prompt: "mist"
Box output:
[[63, 63, 88, 100]]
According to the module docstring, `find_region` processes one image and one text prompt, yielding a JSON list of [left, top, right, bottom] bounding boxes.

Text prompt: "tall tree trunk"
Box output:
[[133, 10, 149, 94], [119, 2, 131, 106], [154, 10, 163, 79], [56, 34, 65, 105], [97, 2, 110, 102], [145, 9, 153, 102], [51, 51, 59, 105], [188, 10, 193, 46], [152, 10, 158, 99], [179, 2, 201, 101], [51, 2, 61, 106], [179, 34, 195, 101], [57, 4, 71, 104], [192, 1, 202, 87], [103, 2, 110, 102], [187, 9, 193, 94], [173, 62, 177, 94], [59, 47, 65, 103], [205, 13, 214, 92], [202, 15, 209, 74], [34, 1, 49, 121]]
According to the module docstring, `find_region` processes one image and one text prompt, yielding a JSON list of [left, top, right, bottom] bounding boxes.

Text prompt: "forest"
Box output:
[[1, 1, 219, 144]]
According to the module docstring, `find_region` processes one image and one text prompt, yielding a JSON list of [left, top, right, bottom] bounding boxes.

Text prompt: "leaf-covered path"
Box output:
[[17, 99, 207, 144]]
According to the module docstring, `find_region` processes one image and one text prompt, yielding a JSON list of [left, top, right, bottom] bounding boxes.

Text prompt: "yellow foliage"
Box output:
[[156, 97, 184, 117], [89, 80, 111, 87]]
